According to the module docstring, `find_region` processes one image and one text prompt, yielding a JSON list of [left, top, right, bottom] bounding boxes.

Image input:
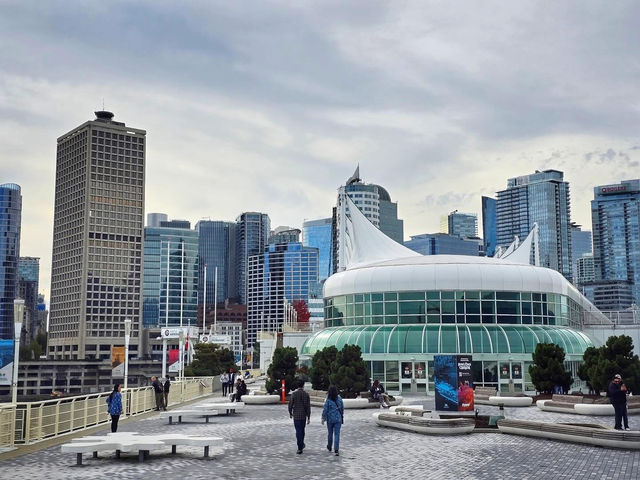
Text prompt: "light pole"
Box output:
[[12, 299, 24, 404], [124, 318, 132, 390], [179, 329, 185, 402]]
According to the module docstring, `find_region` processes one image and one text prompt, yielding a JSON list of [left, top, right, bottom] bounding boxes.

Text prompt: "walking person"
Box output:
[[152, 376, 164, 411], [106, 383, 123, 433], [322, 385, 344, 456], [608, 374, 630, 430], [162, 377, 171, 411], [220, 371, 229, 396], [288, 379, 311, 454]]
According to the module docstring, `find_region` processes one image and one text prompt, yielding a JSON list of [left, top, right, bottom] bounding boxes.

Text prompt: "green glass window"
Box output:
[[470, 327, 492, 353], [384, 292, 398, 301], [482, 301, 495, 314], [384, 315, 398, 324], [497, 292, 520, 301], [441, 291, 455, 300], [440, 326, 458, 353], [372, 293, 383, 301], [388, 326, 408, 353], [346, 295, 354, 304], [497, 301, 520, 315], [489, 328, 510, 353], [385, 302, 398, 314], [481, 291, 495, 300], [455, 291, 465, 300], [372, 303, 384, 315], [521, 316, 532, 324], [502, 327, 525, 353], [385, 361, 399, 383], [399, 291, 425, 301], [466, 315, 480, 324], [465, 291, 480, 299], [456, 301, 465, 313], [519, 327, 538, 353], [426, 291, 440, 300], [441, 301, 455, 314], [442, 315, 455, 324], [522, 302, 532, 315], [371, 327, 393, 353], [532, 303, 542, 315], [482, 315, 496, 324], [372, 360, 384, 379], [364, 303, 371, 316], [521, 292, 532, 301], [465, 301, 480, 314], [458, 327, 472, 353], [427, 314, 440, 324], [406, 326, 424, 353], [333, 296, 346, 305], [346, 304, 354, 317], [399, 301, 425, 315], [427, 301, 440, 314], [424, 326, 439, 353], [371, 316, 384, 325], [354, 304, 364, 316], [545, 329, 568, 353], [354, 294, 364, 303]]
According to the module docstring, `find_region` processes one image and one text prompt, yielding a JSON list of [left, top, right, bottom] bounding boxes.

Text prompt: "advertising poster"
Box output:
[[434, 355, 458, 411], [111, 346, 125, 378], [401, 362, 412, 379], [512, 363, 522, 379], [415, 362, 426, 379], [168, 348, 181, 373], [0, 340, 14, 386], [457, 355, 474, 411], [500, 363, 510, 379]]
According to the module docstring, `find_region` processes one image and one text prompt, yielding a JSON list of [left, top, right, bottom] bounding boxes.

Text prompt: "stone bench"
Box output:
[[389, 405, 432, 417], [158, 409, 219, 424], [243, 394, 280, 405], [196, 402, 245, 414], [497, 418, 640, 449], [474, 387, 497, 405], [309, 389, 403, 408], [374, 412, 475, 435], [64, 432, 225, 465], [488, 396, 533, 407]]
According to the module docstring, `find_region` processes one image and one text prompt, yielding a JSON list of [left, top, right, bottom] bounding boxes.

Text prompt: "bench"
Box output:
[[474, 387, 497, 405], [389, 405, 431, 417], [374, 412, 475, 435], [196, 402, 245, 414], [63, 432, 225, 465], [308, 389, 403, 408], [243, 394, 280, 404], [158, 408, 219, 425], [497, 418, 640, 449], [488, 396, 533, 407]]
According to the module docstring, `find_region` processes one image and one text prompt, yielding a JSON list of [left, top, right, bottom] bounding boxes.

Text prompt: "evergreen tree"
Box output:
[[187, 343, 236, 376], [265, 347, 299, 394], [309, 346, 338, 390], [578, 335, 640, 395], [529, 343, 573, 394], [329, 345, 370, 398]]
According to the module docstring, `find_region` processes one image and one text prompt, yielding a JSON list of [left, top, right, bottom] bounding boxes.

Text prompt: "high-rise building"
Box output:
[[268, 227, 301, 245], [404, 233, 480, 256], [302, 218, 333, 283], [143, 225, 199, 328], [0, 183, 21, 340], [576, 254, 595, 287], [236, 212, 270, 304], [481, 196, 497, 257], [246, 242, 318, 347], [442, 211, 478, 239], [570, 223, 592, 286], [48, 111, 145, 360], [496, 170, 572, 280], [18, 257, 39, 342], [146, 213, 168, 228], [196, 220, 236, 307], [591, 179, 640, 306]]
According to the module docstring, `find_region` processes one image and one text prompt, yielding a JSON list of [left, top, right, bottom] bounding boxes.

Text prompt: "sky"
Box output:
[[1, 1, 639, 302]]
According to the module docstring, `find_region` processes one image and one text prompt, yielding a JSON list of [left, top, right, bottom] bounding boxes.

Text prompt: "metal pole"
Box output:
[[202, 265, 207, 333], [162, 240, 170, 379], [12, 300, 24, 405], [180, 241, 184, 328], [124, 318, 131, 391], [214, 267, 218, 333]]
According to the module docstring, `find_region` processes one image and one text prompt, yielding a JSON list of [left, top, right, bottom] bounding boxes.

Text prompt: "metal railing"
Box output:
[[5, 377, 215, 448]]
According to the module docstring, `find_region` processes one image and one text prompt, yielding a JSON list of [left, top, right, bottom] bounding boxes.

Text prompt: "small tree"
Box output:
[[293, 300, 311, 323], [309, 346, 338, 390], [187, 343, 236, 377], [265, 347, 299, 394], [329, 345, 370, 398], [529, 343, 573, 394], [578, 335, 640, 395]]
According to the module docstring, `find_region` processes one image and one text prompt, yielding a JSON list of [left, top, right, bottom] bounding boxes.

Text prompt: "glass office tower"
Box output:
[[236, 212, 270, 304], [0, 183, 21, 340], [196, 220, 236, 305], [143, 226, 199, 328], [18, 257, 39, 342], [246, 242, 318, 346], [591, 179, 640, 306], [482, 196, 497, 257], [496, 170, 572, 280], [405, 233, 479, 256], [303, 218, 333, 282]]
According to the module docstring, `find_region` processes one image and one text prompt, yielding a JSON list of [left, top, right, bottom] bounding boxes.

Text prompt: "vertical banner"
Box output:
[[168, 348, 180, 373], [457, 355, 474, 411], [111, 346, 125, 378], [434, 355, 458, 411], [0, 339, 14, 386]]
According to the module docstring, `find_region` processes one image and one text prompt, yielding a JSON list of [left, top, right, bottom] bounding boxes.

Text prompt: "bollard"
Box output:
[[281, 379, 286, 404]]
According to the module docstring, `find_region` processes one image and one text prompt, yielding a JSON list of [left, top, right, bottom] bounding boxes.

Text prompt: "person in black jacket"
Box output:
[[152, 376, 164, 411], [162, 377, 171, 411], [231, 378, 248, 402], [608, 374, 629, 430]]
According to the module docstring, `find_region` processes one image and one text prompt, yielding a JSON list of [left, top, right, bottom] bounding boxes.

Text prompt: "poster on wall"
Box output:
[[111, 346, 125, 378], [457, 355, 474, 411], [0, 340, 14, 386], [415, 362, 426, 379], [401, 362, 413, 379], [434, 354, 474, 411], [512, 363, 522, 379], [500, 363, 510, 379]]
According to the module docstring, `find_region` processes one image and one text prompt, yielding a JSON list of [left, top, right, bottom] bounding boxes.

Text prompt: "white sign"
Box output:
[[198, 334, 231, 344], [161, 327, 198, 339]]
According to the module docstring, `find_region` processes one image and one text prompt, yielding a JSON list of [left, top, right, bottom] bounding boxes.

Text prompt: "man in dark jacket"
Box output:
[[608, 374, 629, 430], [288, 380, 311, 454], [162, 378, 171, 411], [231, 378, 248, 402], [152, 376, 164, 411]]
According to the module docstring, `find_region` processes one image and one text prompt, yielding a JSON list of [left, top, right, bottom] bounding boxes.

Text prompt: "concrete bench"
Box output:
[[63, 433, 225, 465], [196, 402, 245, 414], [243, 394, 280, 405], [158, 409, 219, 424], [374, 412, 475, 435], [497, 418, 640, 449], [488, 396, 533, 407], [389, 405, 431, 417], [474, 387, 497, 405]]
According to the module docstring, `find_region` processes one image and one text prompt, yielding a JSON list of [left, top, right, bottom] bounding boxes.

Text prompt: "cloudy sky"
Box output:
[[1, 1, 639, 301]]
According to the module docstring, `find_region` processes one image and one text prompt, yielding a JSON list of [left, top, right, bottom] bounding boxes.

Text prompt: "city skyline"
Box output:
[[1, 2, 639, 301]]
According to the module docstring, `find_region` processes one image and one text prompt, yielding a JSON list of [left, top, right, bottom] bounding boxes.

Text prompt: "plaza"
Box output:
[[1, 388, 639, 480]]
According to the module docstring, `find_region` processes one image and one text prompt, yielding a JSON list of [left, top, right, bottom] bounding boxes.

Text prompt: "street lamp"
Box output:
[[12, 299, 25, 405], [124, 318, 132, 391], [178, 329, 185, 402]]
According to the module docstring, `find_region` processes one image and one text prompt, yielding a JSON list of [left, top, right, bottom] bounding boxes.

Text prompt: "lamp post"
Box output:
[[179, 329, 185, 402], [12, 299, 24, 405], [124, 318, 132, 390]]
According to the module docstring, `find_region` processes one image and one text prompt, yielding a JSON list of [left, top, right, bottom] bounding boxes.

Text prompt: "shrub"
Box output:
[[529, 343, 573, 394], [329, 345, 370, 398], [578, 335, 640, 395], [265, 347, 299, 394], [309, 346, 338, 390]]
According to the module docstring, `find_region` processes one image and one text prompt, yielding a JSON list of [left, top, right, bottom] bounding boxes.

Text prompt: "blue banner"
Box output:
[[0, 339, 14, 386]]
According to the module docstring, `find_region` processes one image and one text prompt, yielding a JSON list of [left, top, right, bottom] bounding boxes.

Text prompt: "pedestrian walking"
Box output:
[[288, 379, 311, 454], [106, 383, 123, 432], [162, 377, 171, 410], [152, 376, 164, 411], [221, 371, 229, 396], [227, 369, 236, 398], [321, 385, 344, 456], [608, 374, 630, 430]]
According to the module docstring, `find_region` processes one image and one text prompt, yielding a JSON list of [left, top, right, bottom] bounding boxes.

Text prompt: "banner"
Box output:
[[434, 354, 474, 411], [111, 346, 125, 378], [0, 340, 14, 386]]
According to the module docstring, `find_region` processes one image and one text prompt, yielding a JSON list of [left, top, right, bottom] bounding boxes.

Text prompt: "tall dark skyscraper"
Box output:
[[590, 179, 640, 307], [196, 220, 236, 305], [0, 183, 21, 340], [481, 196, 497, 257], [48, 111, 145, 360], [496, 170, 572, 279], [18, 256, 39, 342], [236, 212, 270, 304]]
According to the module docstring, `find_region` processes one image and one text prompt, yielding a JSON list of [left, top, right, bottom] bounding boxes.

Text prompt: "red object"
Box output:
[[169, 349, 179, 365], [292, 300, 311, 323], [281, 379, 286, 403]]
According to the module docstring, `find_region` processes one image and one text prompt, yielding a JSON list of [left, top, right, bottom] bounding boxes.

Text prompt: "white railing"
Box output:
[[7, 377, 215, 447]]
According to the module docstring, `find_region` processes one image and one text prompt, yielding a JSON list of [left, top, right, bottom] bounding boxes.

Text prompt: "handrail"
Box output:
[[5, 376, 215, 448]]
